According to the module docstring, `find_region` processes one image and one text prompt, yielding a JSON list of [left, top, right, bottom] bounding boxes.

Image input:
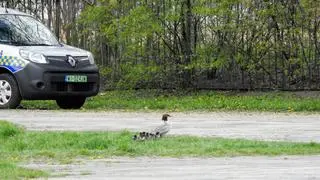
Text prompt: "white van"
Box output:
[[0, 8, 99, 109]]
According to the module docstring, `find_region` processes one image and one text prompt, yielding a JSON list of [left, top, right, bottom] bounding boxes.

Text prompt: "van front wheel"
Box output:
[[56, 97, 86, 109], [0, 74, 21, 109]]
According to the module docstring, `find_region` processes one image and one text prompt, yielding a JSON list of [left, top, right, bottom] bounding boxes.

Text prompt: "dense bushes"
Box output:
[[2, 0, 320, 90], [80, 0, 320, 90]]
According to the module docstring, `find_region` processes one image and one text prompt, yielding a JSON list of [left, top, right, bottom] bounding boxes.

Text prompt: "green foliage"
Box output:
[[0, 162, 47, 179], [119, 6, 161, 41], [0, 120, 25, 139], [78, 0, 320, 89], [79, 1, 165, 88], [117, 63, 161, 89], [1, 121, 320, 160], [21, 90, 320, 112], [5, 0, 320, 90]]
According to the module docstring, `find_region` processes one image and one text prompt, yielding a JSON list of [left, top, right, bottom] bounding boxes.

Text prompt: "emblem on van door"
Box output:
[[66, 55, 77, 68]]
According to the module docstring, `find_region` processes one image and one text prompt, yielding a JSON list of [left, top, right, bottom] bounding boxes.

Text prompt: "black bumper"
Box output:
[[14, 62, 100, 100]]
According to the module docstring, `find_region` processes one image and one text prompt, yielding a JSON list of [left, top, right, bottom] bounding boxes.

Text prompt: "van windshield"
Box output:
[[0, 14, 60, 46]]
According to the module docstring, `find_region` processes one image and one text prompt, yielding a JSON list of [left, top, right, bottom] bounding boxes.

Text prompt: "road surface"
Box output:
[[1, 110, 320, 179], [26, 156, 320, 180]]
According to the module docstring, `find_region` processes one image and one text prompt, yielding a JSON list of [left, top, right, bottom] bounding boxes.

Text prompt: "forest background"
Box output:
[[1, 0, 320, 90]]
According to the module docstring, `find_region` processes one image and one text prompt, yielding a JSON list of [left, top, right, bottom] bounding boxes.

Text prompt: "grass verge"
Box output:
[[0, 162, 48, 179], [21, 90, 320, 112], [1, 120, 320, 178]]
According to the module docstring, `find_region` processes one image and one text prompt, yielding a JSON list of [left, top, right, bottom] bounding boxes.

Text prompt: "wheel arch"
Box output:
[[0, 67, 14, 75], [0, 67, 23, 99]]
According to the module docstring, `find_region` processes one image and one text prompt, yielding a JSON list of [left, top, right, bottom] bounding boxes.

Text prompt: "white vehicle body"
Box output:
[[0, 8, 99, 109]]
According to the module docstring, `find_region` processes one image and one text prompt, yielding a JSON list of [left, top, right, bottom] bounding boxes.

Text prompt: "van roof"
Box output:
[[0, 8, 31, 16]]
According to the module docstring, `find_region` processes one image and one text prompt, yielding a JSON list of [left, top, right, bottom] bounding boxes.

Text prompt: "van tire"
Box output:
[[0, 74, 22, 109], [56, 96, 86, 109]]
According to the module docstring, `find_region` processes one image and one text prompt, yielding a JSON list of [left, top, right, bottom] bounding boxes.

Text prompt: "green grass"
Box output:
[[21, 90, 320, 112], [4, 130, 320, 158], [0, 162, 48, 179], [1, 120, 320, 177]]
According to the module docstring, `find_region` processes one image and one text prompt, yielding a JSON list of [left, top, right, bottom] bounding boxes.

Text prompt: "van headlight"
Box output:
[[87, 52, 95, 64], [19, 50, 48, 64]]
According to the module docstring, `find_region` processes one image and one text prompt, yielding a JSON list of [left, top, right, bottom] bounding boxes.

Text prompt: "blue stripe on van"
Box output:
[[0, 54, 27, 73]]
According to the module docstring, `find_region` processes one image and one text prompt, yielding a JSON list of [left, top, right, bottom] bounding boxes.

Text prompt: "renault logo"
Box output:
[[66, 55, 77, 68]]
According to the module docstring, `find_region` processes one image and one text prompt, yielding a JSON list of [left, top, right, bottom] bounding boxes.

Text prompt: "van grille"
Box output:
[[46, 56, 89, 61], [46, 56, 90, 68], [51, 82, 95, 92]]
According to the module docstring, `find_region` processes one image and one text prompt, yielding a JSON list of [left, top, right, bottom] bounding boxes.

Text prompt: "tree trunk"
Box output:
[[181, 0, 193, 88], [55, 0, 61, 40], [48, 0, 52, 30]]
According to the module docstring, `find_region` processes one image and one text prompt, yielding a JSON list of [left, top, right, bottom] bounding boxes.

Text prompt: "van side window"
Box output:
[[0, 20, 10, 42]]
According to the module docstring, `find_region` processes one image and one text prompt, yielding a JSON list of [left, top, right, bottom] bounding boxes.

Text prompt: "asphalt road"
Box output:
[[1, 110, 320, 179]]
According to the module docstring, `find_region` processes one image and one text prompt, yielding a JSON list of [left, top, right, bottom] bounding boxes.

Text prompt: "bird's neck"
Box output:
[[163, 121, 169, 125]]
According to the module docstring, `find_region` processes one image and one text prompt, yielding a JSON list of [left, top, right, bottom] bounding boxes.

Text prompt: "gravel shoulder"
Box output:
[[26, 156, 320, 180]]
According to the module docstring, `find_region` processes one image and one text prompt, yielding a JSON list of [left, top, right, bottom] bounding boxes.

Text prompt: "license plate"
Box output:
[[65, 75, 87, 83]]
